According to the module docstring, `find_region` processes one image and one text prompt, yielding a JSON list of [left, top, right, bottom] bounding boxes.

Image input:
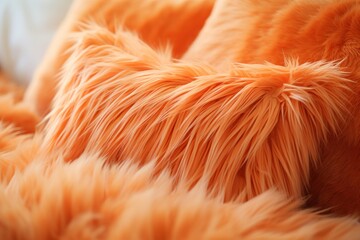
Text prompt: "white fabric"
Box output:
[[0, 0, 72, 85]]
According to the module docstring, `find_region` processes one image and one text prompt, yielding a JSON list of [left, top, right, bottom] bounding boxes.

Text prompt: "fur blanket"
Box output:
[[1, 0, 360, 239]]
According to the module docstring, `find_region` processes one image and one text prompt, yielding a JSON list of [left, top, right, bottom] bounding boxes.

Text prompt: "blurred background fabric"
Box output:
[[0, 0, 72, 86]]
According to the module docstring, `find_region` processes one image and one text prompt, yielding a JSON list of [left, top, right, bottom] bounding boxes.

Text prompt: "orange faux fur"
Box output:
[[0, 72, 39, 133], [0, 71, 23, 102], [0, 77, 358, 238], [27, 0, 360, 215], [0, 117, 359, 239], [43, 25, 351, 202], [1, 152, 359, 239], [25, 0, 214, 115], [185, 0, 360, 216], [0, 0, 359, 238]]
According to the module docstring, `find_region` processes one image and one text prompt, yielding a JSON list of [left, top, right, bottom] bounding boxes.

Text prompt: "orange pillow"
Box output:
[[43, 24, 350, 202]]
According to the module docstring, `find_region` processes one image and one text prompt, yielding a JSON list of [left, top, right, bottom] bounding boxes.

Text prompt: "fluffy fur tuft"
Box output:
[[0, 96, 39, 133], [1, 154, 359, 240], [0, 71, 39, 133], [184, 0, 360, 215], [43, 25, 351, 201], [25, 0, 214, 115]]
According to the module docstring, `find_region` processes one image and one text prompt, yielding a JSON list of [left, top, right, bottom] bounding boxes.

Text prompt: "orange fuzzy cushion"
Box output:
[[0, 0, 359, 238], [1, 151, 359, 239], [43, 24, 351, 203]]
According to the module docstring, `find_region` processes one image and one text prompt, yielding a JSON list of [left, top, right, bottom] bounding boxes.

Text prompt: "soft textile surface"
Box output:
[[0, 0, 360, 239], [44, 26, 350, 202]]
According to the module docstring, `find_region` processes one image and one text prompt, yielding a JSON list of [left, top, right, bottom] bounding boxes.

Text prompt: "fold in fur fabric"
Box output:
[[0, 72, 39, 133], [0, 96, 39, 133], [0, 125, 39, 185], [43, 25, 351, 202]]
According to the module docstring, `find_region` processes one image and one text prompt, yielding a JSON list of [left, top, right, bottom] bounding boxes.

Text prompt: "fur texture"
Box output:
[[25, 0, 214, 115], [42, 25, 351, 201], [0, 0, 359, 238], [0, 72, 39, 133], [185, 0, 360, 216], [0, 71, 24, 101], [1, 148, 359, 239]]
